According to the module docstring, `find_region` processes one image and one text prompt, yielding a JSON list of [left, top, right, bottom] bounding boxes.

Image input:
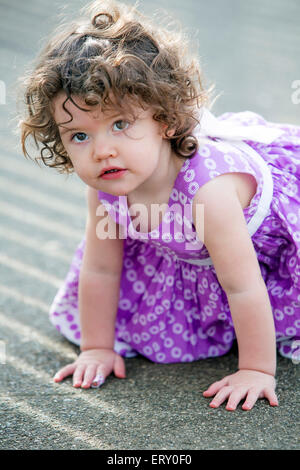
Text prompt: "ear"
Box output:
[[166, 128, 176, 137], [161, 123, 176, 138]]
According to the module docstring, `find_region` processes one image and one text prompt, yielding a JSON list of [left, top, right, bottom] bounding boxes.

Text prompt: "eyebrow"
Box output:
[[58, 125, 79, 135]]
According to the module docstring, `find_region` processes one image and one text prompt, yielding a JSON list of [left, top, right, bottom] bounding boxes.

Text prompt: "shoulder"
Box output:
[[192, 172, 257, 213], [192, 173, 244, 241], [87, 187, 114, 218], [86, 187, 116, 229], [83, 187, 124, 274], [86, 187, 125, 240], [86, 187, 107, 222], [192, 173, 261, 293]]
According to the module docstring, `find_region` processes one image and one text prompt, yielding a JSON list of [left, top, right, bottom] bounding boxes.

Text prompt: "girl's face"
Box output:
[[52, 92, 173, 197]]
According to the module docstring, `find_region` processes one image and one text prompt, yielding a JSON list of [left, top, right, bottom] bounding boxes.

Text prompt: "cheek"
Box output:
[[70, 159, 86, 178], [66, 149, 86, 171], [140, 154, 159, 177]]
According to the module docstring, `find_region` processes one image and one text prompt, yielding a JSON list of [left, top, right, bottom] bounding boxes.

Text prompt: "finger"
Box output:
[[242, 388, 261, 411], [263, 387, 279, 407], [53, 364, 75, 382], [91, 364, 107, 388], [72, 365, 86, 388], [91, 370, 106, 388], [113, 354, 126, 379], [209, 386, 233, 408], [91, 373, 106, 388], [226, 388, 248, 411], [203, 377, 229, 397], [81, 365, 98, 389]]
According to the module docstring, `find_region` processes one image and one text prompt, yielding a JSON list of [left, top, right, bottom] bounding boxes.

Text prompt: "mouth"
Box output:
[[100, 167, 127, 180]]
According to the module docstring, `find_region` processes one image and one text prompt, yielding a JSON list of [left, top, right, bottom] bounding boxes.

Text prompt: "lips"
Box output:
[[100, 166, 125, 176]]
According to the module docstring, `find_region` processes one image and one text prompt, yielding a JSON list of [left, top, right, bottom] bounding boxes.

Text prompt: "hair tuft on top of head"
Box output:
[[92, 13, 115, 29]]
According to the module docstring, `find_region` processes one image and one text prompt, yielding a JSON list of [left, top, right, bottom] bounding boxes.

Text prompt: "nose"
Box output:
[[92, 136, 117, 161]]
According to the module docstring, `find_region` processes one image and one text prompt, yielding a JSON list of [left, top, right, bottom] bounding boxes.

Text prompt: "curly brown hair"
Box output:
[[19, 0, 215, 173]]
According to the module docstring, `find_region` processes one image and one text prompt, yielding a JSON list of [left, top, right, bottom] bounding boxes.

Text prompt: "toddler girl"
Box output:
[[20, 0, 300, 411]]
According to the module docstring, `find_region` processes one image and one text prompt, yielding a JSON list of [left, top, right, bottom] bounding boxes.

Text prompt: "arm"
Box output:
[[192, 173, 278, 410], [54, 187, 125, 388], [79, 187, 124, 351], [226, 282, 276, 376]]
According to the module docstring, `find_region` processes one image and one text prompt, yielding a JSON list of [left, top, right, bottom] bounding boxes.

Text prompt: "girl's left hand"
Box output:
[[203, 369, 278, 411]]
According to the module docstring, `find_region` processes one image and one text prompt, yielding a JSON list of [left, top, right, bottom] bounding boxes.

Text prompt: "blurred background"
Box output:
[[0, 0, 299, 450], [1, 0, 300, 128]]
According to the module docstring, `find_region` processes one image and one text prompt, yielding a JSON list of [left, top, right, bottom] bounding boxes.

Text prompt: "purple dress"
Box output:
[[49, 109, 300, 362]]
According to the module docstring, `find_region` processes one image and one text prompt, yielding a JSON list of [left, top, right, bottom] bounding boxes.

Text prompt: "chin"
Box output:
[[109, 188, 129, 197], [94, 183, 129, 197]]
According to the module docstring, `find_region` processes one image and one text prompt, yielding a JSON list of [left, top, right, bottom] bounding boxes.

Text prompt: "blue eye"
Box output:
[[113, 120, 129, 132], [72, 132, 89, 143]]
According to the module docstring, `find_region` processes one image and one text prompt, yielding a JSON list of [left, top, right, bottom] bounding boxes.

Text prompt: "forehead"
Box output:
[[52, 92, 152, 126], [52, 92, 105, 124]]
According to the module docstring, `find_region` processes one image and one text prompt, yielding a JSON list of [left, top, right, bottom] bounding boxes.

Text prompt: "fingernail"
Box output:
[[91, 374, 105, 388], [209, 403, 218, 408]]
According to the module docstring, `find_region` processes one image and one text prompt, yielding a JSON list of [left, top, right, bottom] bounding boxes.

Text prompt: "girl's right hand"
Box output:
[[53, 348, 126, 388]]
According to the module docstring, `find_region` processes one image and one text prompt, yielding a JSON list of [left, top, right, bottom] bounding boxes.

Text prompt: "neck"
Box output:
[[128, 143, 185, 205]]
